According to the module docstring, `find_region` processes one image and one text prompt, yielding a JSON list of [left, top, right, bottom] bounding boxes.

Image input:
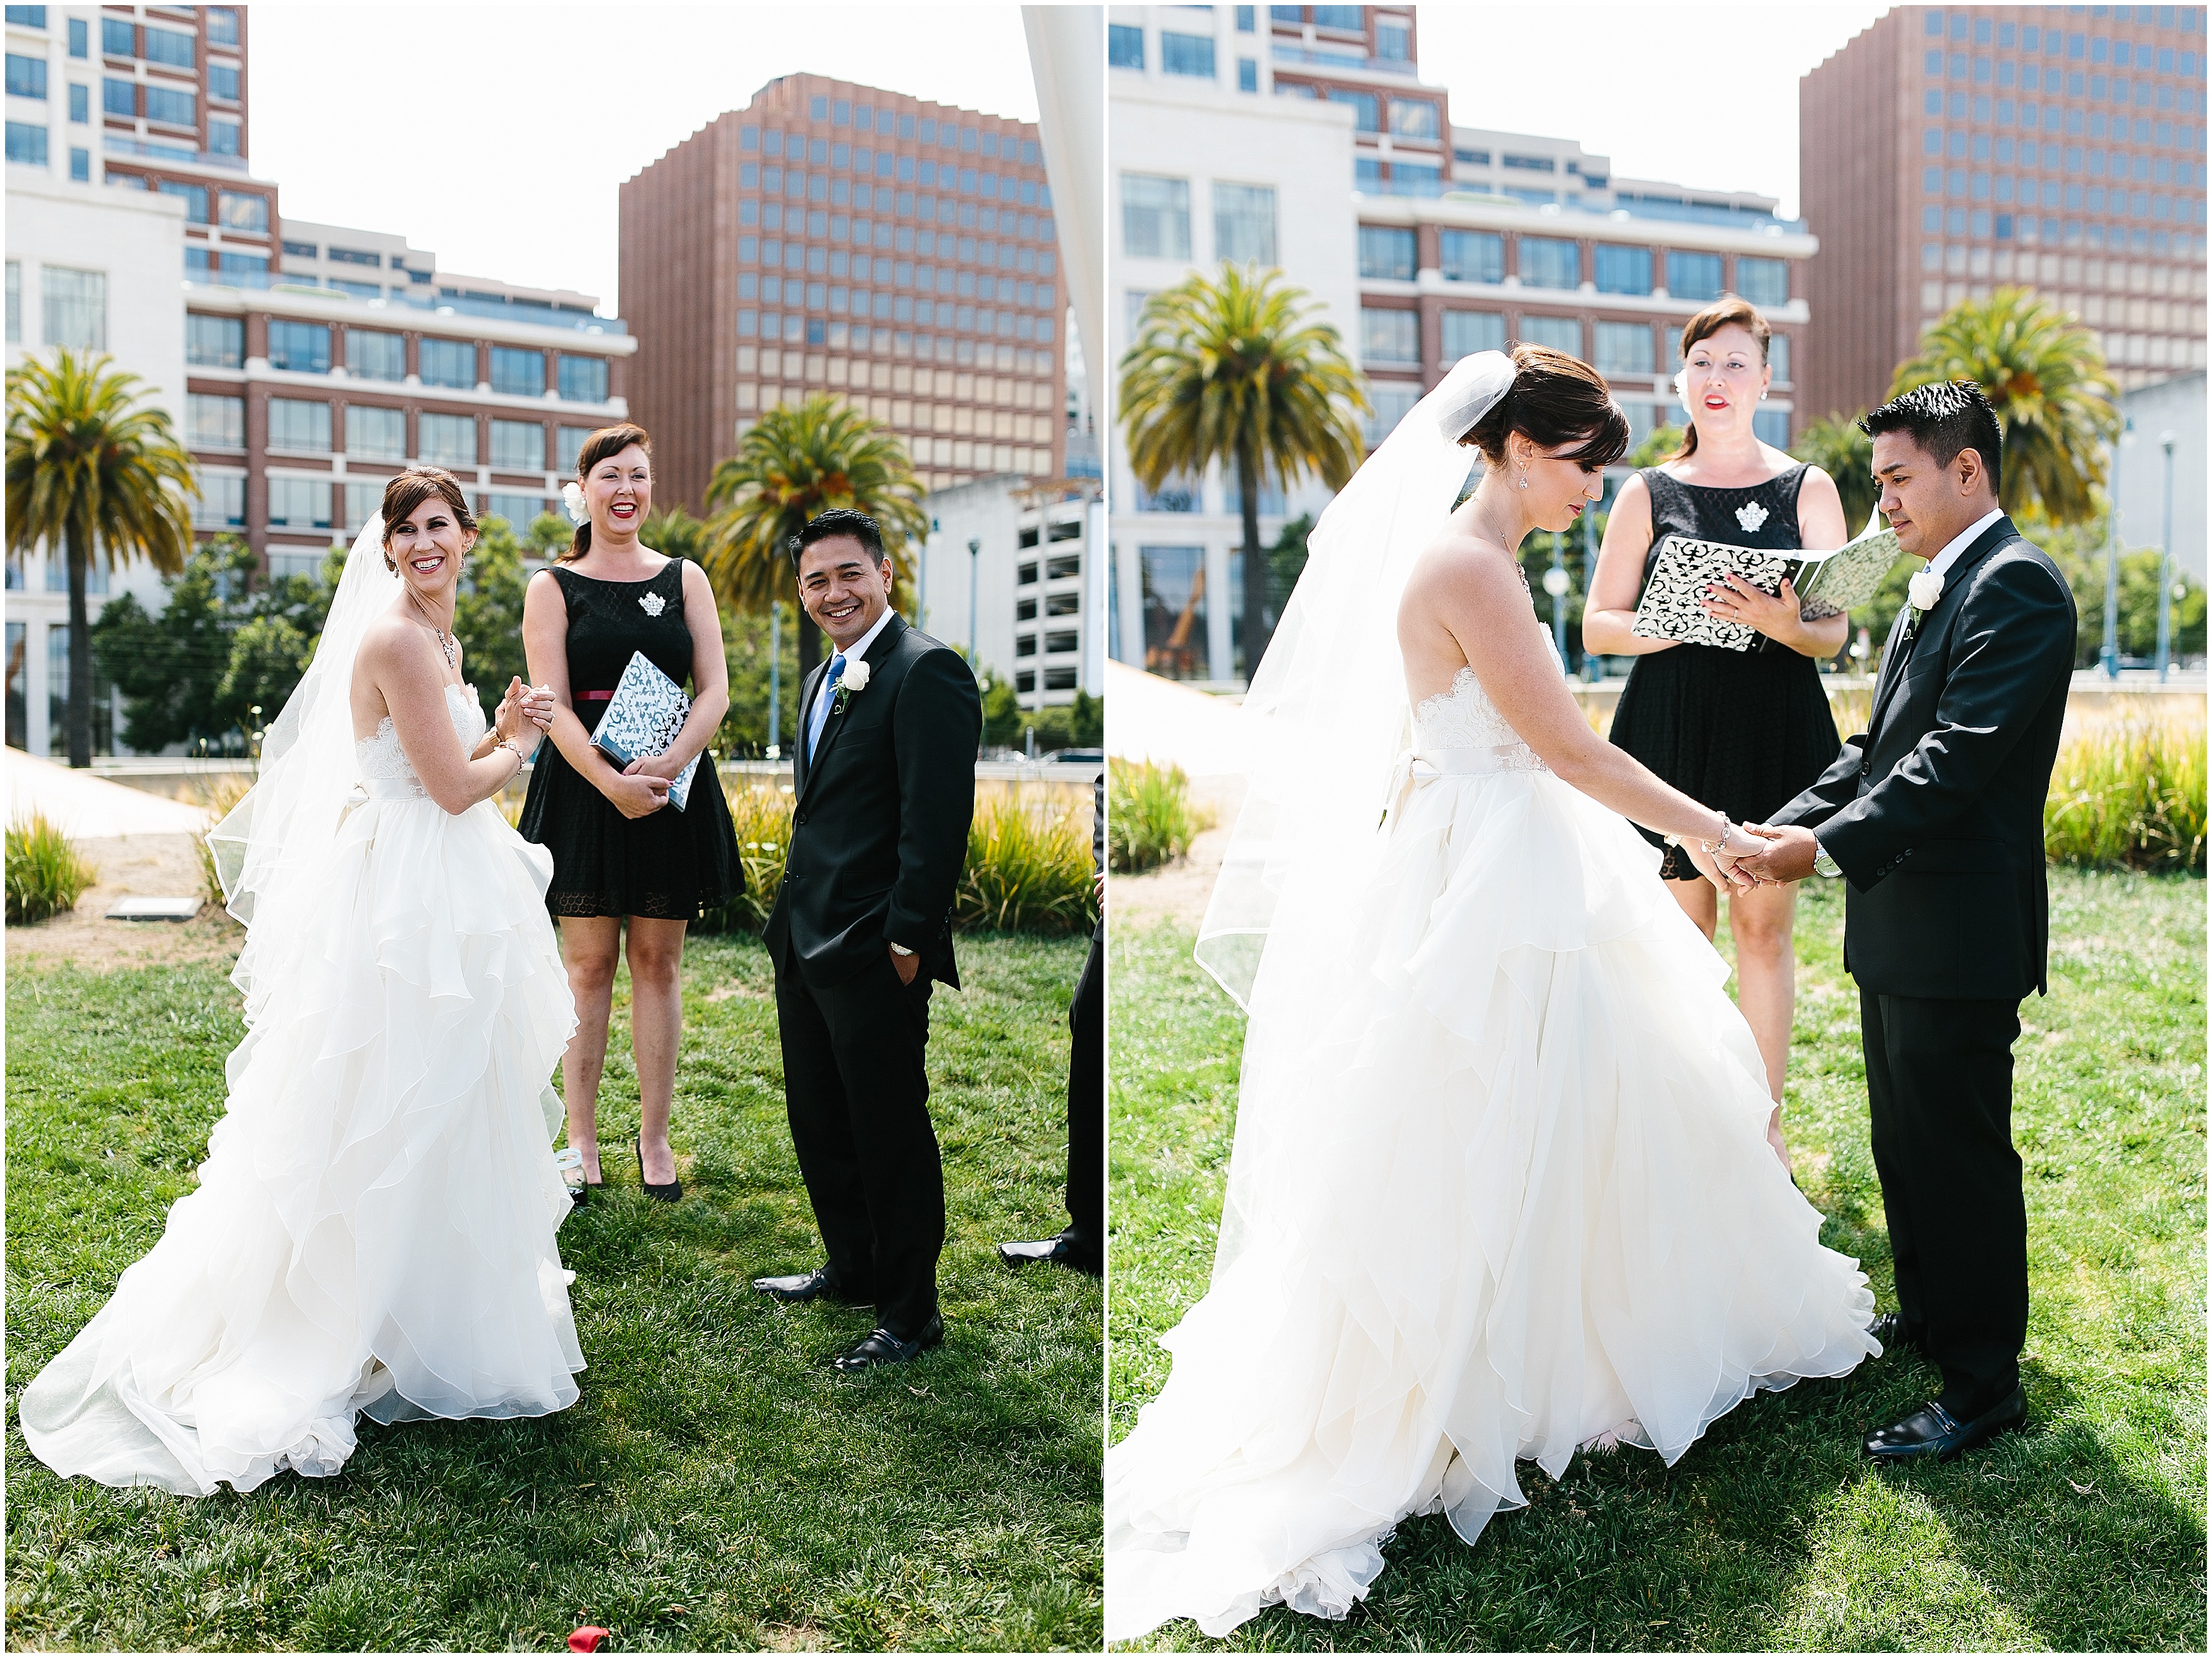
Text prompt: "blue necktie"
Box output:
[[808, 654, 846, 763]]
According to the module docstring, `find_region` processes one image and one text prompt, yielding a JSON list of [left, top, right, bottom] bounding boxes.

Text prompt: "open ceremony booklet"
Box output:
[[588, 650, 702, 812], [1631, 513, 1906, 652]]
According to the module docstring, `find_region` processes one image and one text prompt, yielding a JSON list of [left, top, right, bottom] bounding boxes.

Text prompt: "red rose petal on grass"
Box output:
[[569, 1626, 609, 1652]]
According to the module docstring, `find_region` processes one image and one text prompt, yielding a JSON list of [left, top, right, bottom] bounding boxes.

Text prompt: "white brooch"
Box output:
[[638, 592, 666, 617], [561, 481, 588, 525], [1735, 500, 1770, 533], [1908, 568, 1945, 613]]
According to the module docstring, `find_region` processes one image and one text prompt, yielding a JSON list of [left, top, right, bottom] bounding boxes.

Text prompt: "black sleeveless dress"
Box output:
[[518, 558, 743, 920], [1607, 465, 1841, 882]]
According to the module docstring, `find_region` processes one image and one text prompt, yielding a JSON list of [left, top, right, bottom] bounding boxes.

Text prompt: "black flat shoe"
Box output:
[[831, 1315, 944, 1372], [636, 1133, 681, 1204], [1868, 1312, 1924, 1356], [997, 1236, 1102, 1277], [1863, 1385, 2027, 1463], [753, 1266, 872, 1305]]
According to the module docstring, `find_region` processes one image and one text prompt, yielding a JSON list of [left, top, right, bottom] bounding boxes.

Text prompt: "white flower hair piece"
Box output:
[[1672, 366, 1694, 417], [561, 480, 588, 525]]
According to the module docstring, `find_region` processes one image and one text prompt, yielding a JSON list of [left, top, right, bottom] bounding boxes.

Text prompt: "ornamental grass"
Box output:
[[4, 813, 96, 924], [1109, 758, 1210, 874], [2043, 719, 2208, 872]]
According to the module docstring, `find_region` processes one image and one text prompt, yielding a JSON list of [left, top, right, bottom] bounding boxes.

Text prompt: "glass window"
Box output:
[[1358, 224, 1416, 279], [4, 6, 44, 27], [67, 80, 85, 121], [46, 623, 111, 756], [40, 267, 102, 348], [206, 7, 238, 46], [1665, 248, 1723, 301], [1377, 20, 1409, 59], [207, 118, 240, 157], [1519, 236, 1580, 289], [1594, 320, 1654, 374], [490, 418, 544, 472], [217, 192, 269, 235], [143, 85, 193, 126], [346, 404, 406, 461], [1385, 161, 1442, 198], [6, 52, 47, 98], [1735, 255, 1790, 308], [66, 143, 83, 180], [419, 338, 474, 389], [557, 354, 608, 403], [1313, 6, 1364, 29], [267, 398, 332, 453], [186, 392, 243, 448], [100, 75, 131, 117], [418, 411, 476, 467], [1363, 380, 1422, 447], [1361, 307, 1419, 363], [1440, 229, 1504, 283], [193, 472, 245, 528], [1238, 56, 1258, 92], [67, 16, 83, 55], [100, 17, 131, 55], [1389, 99, 1438, 140], [556, 427, 593, 473], [1122, 173, 1191, 259], [1140, 546, 1208, 680], [490, 345, 544, 398], [142, 25, 191, 68], [1517, 314, 1581, 356], [347, 329, 403, 381], [267, 320, 330, 374], [3, 260, 16, 343], [185, 312, 242, 367], [1334, 88, 1381, 132], [1213, 182, 1277, 263], [1594, 243, 1653, 295], [5, 119, 46, 165], [267, 477, 332, 530], [1768, 332, 1792, 384], [486, 492, 546, 529], [155, 180, 210, 223], [1161, 31, 1215, 77], [1442, 309, 1506, 363], [1753, 408, 1790, 448]]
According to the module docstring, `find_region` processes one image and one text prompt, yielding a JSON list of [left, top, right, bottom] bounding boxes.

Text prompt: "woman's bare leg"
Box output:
[[558, 915, 624, 1183], [1724, 878, 1802, 1171], [626, 917, 688, 1186]]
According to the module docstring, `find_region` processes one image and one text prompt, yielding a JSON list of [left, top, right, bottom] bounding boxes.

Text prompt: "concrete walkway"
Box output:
[[7, 748, 212, 838]]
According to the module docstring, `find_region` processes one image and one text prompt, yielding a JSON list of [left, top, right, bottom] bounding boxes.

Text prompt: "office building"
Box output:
[[920, 473, 1106, 709], [1801, 4, 2209, 421], [620, 72, 1069, 513]]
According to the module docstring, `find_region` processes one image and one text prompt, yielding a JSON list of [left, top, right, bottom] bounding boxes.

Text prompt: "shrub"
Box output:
[[2043, 720, 2208, 872], [191, 771, 253, 907], [1109, 758, 1210, 873], [956, 791, 1097, 934], [697, 779, 796, 934], [6, 814, 97, 923]]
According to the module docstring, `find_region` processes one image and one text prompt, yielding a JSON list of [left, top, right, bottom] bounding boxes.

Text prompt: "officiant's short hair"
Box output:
[[1862, 381, 2003, 499], [791, 508, 888, 569]]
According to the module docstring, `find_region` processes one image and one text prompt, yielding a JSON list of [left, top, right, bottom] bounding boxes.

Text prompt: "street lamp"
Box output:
[[2158, 431, 2176, 683], [2102, 416, 2132, 679], [1542, 552, 1571, 669], [766, 599, 782, 760], [968, 537, 981, 677]]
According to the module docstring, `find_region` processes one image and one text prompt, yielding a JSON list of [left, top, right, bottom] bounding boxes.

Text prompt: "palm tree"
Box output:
[[1889, 286, 2119, 525], [640, 506, 706, 566], [6, 350, 196, 767], [1791, 412, 1878, 534], [1121, 263, 1368, 680], [700, 393, 928, 679]]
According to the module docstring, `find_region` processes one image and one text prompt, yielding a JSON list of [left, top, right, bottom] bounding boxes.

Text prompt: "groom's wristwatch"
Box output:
[[1812, 836, 1842, 879], [888, 942, 916, 957]]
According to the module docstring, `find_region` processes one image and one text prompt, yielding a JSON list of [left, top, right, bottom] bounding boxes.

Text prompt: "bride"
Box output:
[[1106, 348, 1880, 1641], [20, 468, 586, 1496]]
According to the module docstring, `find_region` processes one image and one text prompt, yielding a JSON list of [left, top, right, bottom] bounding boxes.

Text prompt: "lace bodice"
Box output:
[[355, 684, 484, 795], [1413, 667, 1525, 751]]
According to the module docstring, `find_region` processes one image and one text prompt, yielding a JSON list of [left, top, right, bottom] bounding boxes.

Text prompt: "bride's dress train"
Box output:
[[1105, 658, 1879, 1640], [20, 685, 584, 1496]]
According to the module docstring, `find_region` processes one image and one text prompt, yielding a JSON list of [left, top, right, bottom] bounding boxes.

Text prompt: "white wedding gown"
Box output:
[[20, 685, 585, 1496], [1106, 647, 1880, 1642]]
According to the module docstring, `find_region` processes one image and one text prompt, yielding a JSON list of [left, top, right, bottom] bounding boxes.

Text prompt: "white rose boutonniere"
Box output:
[[561, 480, 588, 525], [833, 657, 871, 714], [1902, 566, 1945, 642]]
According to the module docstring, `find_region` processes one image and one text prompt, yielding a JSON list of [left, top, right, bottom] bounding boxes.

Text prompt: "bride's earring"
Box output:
[[1518, 470, 1529, 491]]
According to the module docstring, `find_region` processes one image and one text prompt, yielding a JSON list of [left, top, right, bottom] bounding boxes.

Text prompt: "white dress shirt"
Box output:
[[806, 602, 896, 762], [1923, 506, 2007, 583]]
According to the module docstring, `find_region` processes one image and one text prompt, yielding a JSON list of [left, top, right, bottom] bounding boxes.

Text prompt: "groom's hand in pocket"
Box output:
[[889, 944, 920, 985]]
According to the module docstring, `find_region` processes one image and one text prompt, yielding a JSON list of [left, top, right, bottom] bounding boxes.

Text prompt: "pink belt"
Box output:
[[576, 690, 614, 702]]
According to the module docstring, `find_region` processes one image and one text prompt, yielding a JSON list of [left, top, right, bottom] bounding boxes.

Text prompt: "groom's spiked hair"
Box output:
[[790, 508, 887, 568], [1861, 381, 2003, 501]]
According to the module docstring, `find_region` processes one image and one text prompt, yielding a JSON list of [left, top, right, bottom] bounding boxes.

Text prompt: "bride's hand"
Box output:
[[493, 680, 538, 752], [1684, 836, 1748, 893]]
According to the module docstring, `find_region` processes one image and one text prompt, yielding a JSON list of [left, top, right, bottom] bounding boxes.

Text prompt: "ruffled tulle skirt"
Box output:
[[19, 797, 584, 1496], [1106, 766, 1878, 1641]]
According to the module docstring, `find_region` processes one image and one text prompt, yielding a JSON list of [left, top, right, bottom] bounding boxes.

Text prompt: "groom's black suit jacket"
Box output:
[[1773, 514, 2075, 1001], [765, 613, 981, 991]]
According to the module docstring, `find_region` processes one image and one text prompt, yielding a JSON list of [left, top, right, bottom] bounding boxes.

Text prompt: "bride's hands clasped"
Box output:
[[494, 676, 552, 754]]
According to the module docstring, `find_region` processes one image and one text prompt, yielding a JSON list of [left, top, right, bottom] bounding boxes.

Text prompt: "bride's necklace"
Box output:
[[406, 586, 456, 671]]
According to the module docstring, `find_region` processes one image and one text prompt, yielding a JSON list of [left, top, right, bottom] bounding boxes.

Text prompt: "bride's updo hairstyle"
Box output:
[[379, 468, 477, 573], [1458, 343, 1630, 473], [562, 421, 653, 563]]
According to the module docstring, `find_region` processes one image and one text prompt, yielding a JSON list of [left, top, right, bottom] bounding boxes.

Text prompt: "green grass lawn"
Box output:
[[1109, 872, 2206, 1652], [8, 929, 1100, 1652]]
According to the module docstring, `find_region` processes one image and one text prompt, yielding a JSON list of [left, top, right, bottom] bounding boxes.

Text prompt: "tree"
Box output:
[[455, 515, 531, 719], [700, 393, 928, 681], [523, 510, 574, 562], [1121, 264, 1367, 680], [1791, 413, 1878, 535], [640, 505, 706, 565], [1889, 286, 2120, 525], [1623, 420, 1687, 472], [6, 350, 196, 765]]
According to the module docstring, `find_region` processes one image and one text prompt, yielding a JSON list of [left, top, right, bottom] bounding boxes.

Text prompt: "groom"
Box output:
[[757, 508, 981, 1370], [1736, 381, 2077, 1462]]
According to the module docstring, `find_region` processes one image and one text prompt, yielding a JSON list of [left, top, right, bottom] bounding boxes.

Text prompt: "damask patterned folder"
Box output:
[[588, 651, 701, 811], [1631, 521, 1907, 652]]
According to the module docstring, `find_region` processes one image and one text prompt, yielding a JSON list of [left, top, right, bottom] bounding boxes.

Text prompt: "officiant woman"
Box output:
[[520, 421, 743, 1205], [1581, 297, 1849, 1171]]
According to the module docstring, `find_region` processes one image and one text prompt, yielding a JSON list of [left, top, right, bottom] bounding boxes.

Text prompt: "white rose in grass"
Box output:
[[561, 480, 588, 525], [1908, 568, 1945, 613], [841, 659, 872, 692]]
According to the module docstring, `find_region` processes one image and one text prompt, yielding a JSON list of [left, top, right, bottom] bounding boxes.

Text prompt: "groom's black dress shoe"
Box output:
[[752, 1266, 872, 1306], [1863, 1385, 2027, 1463], [830, 1315, 944, 1372], [997, 1235, 1102, 1276], [1868, 1313, 1925, 1356]]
